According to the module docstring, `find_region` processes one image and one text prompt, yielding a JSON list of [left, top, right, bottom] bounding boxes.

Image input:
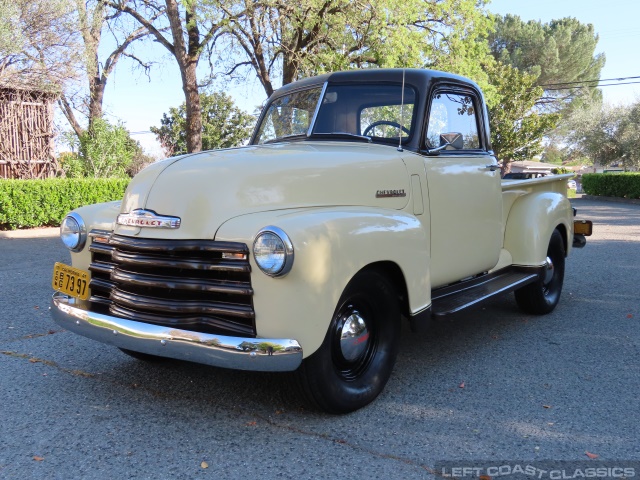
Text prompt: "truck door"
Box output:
[[422, 89, 502, 288]]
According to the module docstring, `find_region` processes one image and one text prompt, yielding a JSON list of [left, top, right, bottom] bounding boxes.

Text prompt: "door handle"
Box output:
[[485, 164, 498, 172]]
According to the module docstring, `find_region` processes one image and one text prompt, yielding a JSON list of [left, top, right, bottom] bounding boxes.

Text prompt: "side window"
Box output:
[[426, 92, 481, 150]]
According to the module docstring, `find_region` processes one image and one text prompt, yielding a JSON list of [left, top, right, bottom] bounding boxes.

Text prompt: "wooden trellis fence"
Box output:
[[0, 86, 57, 179]]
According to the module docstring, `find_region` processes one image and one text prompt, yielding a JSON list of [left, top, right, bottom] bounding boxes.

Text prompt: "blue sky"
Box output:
[[97, 0, 640, 154]]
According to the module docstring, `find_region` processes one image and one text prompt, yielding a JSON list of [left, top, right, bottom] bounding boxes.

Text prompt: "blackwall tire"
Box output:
[[296, 269, 401, 414], [515, 229, 566, 315]]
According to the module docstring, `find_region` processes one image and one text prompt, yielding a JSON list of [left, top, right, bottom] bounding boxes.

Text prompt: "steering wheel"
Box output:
[[363, 120, 410, 137]]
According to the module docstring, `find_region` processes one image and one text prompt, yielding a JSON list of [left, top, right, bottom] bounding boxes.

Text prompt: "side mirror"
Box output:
[[427, 132, 464, 155], [440, 132, 464, 150]]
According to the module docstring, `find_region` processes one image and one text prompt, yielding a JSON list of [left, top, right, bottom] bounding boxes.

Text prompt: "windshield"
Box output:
[[254, 83, 416, 145], [254, 87, 323, 144]]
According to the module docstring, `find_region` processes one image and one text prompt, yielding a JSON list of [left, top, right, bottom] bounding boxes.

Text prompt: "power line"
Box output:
[[539, 76, 640, 88], [544, 80, 640, 91]]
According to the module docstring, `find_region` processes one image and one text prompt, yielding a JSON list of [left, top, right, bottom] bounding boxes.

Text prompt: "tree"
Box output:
[[488, 14, 605, 112], [562, 100, 640, 170], [59, 0, 152, 138], [215, 0, 493, 99], [485, 62, 559, 174], [104, 0, 231, 153], [0, 0, 78, 90], [620, 102, 640, 169], [151, 91, 254, 156]]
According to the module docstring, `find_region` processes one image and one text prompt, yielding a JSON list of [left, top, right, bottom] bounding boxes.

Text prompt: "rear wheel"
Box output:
[[515, 229, 565, 314], [296, 270, 401, 413]]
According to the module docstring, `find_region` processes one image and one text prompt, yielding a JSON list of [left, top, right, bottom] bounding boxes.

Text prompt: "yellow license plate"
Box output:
[[574, 220, 593, 236], [52, 262, 90, 300]]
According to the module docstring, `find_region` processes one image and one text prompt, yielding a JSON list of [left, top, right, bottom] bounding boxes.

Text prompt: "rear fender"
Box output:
[[504, 192, 572, 266]]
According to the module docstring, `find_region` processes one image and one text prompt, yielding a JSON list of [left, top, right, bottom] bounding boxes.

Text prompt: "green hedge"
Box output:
[[0, 178, 129, 230], [582, 173, 640, 200]]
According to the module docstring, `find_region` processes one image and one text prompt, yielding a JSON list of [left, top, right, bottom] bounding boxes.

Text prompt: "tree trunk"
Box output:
[[181, 60, 202, 153], [165, 0, 202, 153], [501, 160, 512, 177], [88, 76, 104, 130]]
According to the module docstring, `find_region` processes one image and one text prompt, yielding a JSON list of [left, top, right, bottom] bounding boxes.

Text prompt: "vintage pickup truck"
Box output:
[[50, 69, 592, 413]]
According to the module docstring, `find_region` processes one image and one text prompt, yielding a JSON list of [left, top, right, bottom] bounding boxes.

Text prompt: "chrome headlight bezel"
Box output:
[[60, 212, 87, 252], [252, 226, 294, 277]]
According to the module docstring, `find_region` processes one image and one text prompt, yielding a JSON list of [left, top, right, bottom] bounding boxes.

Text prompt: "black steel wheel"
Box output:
[[296, 269, 401, 414], [515, 229, 566, 315]]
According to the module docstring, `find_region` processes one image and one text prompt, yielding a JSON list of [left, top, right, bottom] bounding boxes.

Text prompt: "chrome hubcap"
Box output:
[[339, 311, 369, 362], [543, 256, 555, 285]]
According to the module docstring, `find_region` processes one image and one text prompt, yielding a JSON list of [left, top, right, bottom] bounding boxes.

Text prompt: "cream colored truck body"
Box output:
[[59, 143, 574, 358], [50, 69, 586, 411]]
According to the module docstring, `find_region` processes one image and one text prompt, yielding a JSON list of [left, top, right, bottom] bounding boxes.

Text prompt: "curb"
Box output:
[[0, 227, 59, 239], [581, 195, 640, 206]]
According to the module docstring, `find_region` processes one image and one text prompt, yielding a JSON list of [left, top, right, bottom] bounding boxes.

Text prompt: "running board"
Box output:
[[431, 268, 540, 317]]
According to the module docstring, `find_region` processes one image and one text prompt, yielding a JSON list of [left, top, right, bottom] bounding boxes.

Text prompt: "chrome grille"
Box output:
[[88, 232, 255, 337]]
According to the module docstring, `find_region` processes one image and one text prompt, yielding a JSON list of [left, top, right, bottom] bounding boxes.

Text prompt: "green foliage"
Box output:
[[488, 14, 605, 111], [57, 151, 85, 178], [0, 1, 19, 55], [552, 166, 571, 174], [0, 0, 77, 89], [0, 178, 128, 229], [215, 0, 493, 99], [562, 99, 640, 170], [581, 173, 640, 199], [64, 118, 141, 178], [151, 92, 254, 156], [485, 62, 559, 166], [540, 145, 564, 165]]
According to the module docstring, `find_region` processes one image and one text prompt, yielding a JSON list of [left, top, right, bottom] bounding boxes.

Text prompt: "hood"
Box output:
[[115, 142, 410, 239]]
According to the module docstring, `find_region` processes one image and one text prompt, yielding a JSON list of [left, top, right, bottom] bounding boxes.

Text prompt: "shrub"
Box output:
[[581, 173, 640, 199], [0, 178, 129, 230], [63, 118, 142, 178]]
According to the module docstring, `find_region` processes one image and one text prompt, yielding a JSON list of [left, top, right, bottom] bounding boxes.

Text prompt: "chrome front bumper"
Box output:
[[50, 293, 303, 372]]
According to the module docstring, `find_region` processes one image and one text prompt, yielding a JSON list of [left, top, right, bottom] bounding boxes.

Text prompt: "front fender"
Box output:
[[504, 192, 573, 266], [215, 207, 430, 357]]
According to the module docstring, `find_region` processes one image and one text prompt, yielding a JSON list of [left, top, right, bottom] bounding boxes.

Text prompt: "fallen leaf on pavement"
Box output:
[[627, 314, 633, 319], [543, 405, 552, 409], [246, 421, 257, 426], [33, 456, 44, 462], [585, 451, 599, 459], [201, 461, 209, 469], [459, 382, 465, 389]]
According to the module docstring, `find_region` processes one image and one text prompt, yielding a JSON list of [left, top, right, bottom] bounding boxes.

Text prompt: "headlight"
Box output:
[[60, 212, 87, 252], [253, 226, 294, 277]]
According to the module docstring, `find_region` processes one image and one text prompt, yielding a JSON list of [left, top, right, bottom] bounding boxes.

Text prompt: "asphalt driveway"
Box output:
[[1, 197, 638, 479]]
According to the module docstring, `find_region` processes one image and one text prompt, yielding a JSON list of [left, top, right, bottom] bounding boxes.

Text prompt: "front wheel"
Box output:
[[296, 270, 401, 414], [515, 229, 566, 314]]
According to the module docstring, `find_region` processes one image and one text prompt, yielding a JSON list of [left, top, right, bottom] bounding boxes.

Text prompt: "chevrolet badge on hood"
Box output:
[[117, 209, 181, 229]]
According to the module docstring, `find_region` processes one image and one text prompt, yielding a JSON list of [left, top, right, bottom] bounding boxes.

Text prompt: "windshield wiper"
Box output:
[[308, 132, 372, 143]]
